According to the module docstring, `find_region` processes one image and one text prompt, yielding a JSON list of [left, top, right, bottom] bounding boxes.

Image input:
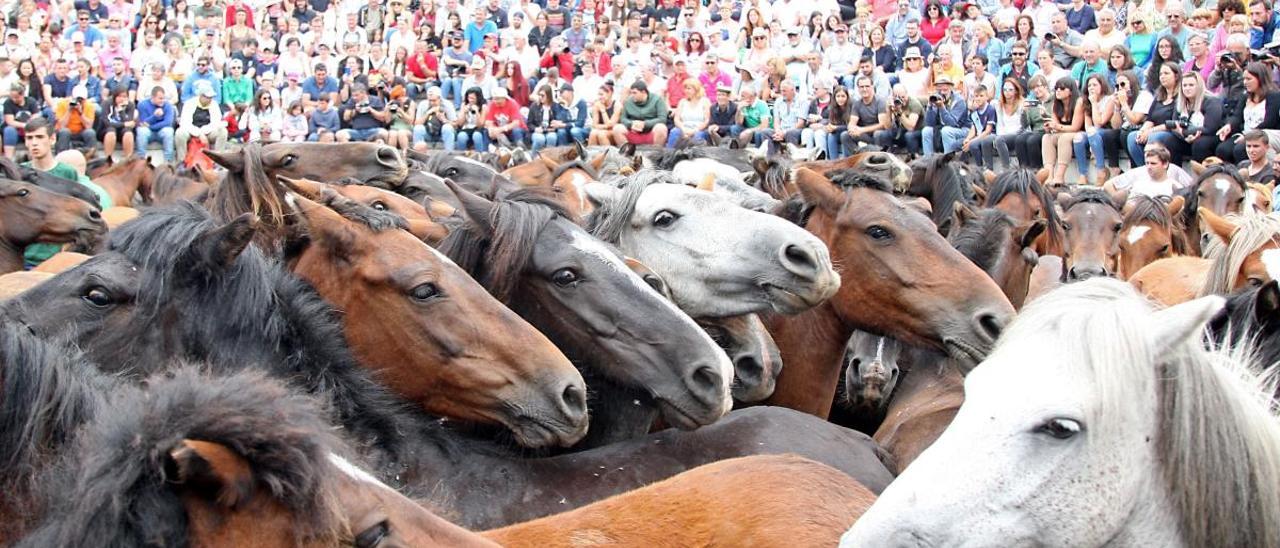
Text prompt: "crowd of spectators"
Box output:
[[2, 0, 1280, 193]]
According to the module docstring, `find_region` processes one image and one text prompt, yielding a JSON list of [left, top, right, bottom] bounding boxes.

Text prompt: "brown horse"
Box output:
[[1117, 195, 1187, 280], [793, 150, 913, 192], [1128, 256, 1212, 306], [1181, 164, 1248, 255], [949, 203, 1045, 309], [482, 455, 876, 547], [148, 165, 214, 206], [30, 251, 90, 273], [872, 350, 964, 474], [985, 169, 1066, 256], [0, 270, 52, 299], [285, 177, 454, 245], [764, 168, 1014, 419], [283, 185, 590, 448], [546, 160, 598, 218], [1198, 208, 1280, 295], [1056, 188, 1127, 281], [1247, 182, 1275, 213], [90, 156, 154, 206], [0, 178, 105, 273]]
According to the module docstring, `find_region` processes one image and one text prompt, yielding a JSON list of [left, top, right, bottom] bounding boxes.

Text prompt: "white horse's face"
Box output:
[[598, 183, 840, 318], [844, 288, 1223, 548]]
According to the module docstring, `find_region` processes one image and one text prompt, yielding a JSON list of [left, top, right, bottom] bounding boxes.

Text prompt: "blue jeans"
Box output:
[[922, 125, 967, 155], [530, 128, 559, 151], [136, 125, 174, 162], [341, 127, 386, 142], [1072, 130, 1106, 176], [826, 133, 843, 159], [456, 129, 488, 151], [1126, 129, 1177, 167], [666, 127, 709, 147], [2, 126, 19, 146], [560, 126, 588, 144], [442, 78, 464, 108], [413, 124, 457, 150]]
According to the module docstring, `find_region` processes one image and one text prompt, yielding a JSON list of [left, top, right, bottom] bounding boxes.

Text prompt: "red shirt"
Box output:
[[920, 17, 949, 45], [666, 70, 689, 108], [225, 2, 255, 28], [540, 51, 576, 82], [483, 98, 526, 130], [405, 52, 439, 79]]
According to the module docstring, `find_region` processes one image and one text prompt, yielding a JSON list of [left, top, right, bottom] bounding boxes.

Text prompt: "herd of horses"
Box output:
[[0, 138, 1276, 546]]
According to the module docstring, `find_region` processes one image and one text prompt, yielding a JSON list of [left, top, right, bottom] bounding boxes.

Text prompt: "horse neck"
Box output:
[[0, 238, 22, 273], [574, 374, 658, 450], [763, 301, 853, 419]]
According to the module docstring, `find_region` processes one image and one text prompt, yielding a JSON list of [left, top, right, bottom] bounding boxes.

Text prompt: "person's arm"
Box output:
[[671, 100, 685, 128], [695, 102, 710, 131], [1065, 98, 1084, 131], [179, 100, 195, 130]]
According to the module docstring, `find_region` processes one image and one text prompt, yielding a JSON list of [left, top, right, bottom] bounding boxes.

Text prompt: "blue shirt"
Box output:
[[137, 98, 175, 128], [924, 92, 971, 129], [464, 21, 498, 53], [969, 103, 996, 133], [180, 71, 222, 104], [301, 76, 339, 101]]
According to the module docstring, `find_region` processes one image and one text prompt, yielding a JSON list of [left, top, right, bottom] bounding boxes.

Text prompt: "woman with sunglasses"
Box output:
[[1042, 77, 1084, 186], [920, 0, 948, 45], [990, 79, 1029, 170], [1012, 74, 1052, 170], [1124, 14, 1157, 67], [1106, 71, 1145, 178]]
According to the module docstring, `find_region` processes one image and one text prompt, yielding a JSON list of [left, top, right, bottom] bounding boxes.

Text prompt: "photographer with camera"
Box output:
[[879, 84, 924, 156], [338, 83, 390, 143], [1215, 62, 1280, 162], [1150, 72, 1223, 165], [52, 86, 95, 154], [921, 75, 971, 155], [412, 87, 457, 150]]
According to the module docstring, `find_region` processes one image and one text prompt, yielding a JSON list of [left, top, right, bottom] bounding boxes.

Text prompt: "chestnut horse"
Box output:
[[984, 169, 1065, 256], [0, 178, 105, 273], [285, 177, 454, 245], [283, 186, 590, 448], [1056, 188, 1127, 281], [148, 165, 214, 206], [1117, 195, 1188, 280], [764, 168, 1014, 419], [1180, 164, 1248, 255], [1198, 208, 1280, 295], [90, 156, 154, 206]]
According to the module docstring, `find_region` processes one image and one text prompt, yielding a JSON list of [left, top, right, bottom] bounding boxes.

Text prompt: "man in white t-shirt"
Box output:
[[1103, 145, 1192, 198]]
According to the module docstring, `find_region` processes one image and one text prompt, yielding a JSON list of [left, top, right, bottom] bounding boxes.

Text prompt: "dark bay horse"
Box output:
[[948, 203, 1045, 309], [17, 367, 491, 548], [1209, 280, 1280, 378], [406, 149, 519, 197], [3, 203, 894, 528], [283, 187, 590, 448], [437, 183, 733, 447], [1057, 188, 1127, 281], [0, 156, 101, 209], [0, 178, 105, 273], [1180, 164, 1248, 255], [763, 168, 1014, 419], [904, 151, 983, 237], [148, 165, 213, 206]]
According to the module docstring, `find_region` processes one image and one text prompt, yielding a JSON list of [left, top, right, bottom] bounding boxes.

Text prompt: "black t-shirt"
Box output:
[[343, 96, 386, 130], [709, 101, 737, 126], [192, 104, 213, 128], [4, 96, 38, 123]]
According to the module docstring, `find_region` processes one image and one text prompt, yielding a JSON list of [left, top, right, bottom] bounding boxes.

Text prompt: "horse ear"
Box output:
[[423, 196, 458, 219], [1017, 219, 1047, 251], [1121, 199, 1136, 218], [204, 149, 245, 173], [697, 173, 716, 192], [951, 201, 975, 231], [166, 439, 255, 509], [184, 213, 258, 272], [1256, 281, 1280, 324], [1165, 195, 1186, 217], [792, 167, 844, 213], [1055, 191, 1073, 209], [572, 139, 586, 161], [619, 143, 637, 157], [1190, 160, 1208, 176], [583, 182, 620, 209], [971, 182, 988, 203], [406, 218, 450, 245], [904, 196, 932, 216], [277, 176, 326, 201], [1200, 207, 1238, 244], [728, 138, 742, 150], [1107, 189, 1129, 211], [446, 179, 495, 235], [940, 150, 959, 164], [1149, 295, 1225, 353]]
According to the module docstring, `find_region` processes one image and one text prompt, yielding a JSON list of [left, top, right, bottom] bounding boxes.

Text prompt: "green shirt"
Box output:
[[223, 76, 255, 107], [741, 99, 770, 129], [22, 161, 110, 268]]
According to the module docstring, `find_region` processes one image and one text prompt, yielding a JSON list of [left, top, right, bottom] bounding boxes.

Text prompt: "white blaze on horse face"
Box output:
[[1261, 248, 1280, 280], [569, 171, 589, 212], [1246, 188, 1260, 211], [1126, 225, 1152, 245], [1215, 179, 1231, 195]]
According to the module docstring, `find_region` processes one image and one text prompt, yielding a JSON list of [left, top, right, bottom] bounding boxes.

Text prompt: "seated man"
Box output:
[[558, 84, 589, 145], [176, 81, 227, 159], [1238, 130, 1274, 184], [483, 87, 526, 148], [921, 75, 971, 155], [52, 86, 97, 153], [338, 83, 390, 143], [612, 81, 668, 146], [135, 86, 176, 163]]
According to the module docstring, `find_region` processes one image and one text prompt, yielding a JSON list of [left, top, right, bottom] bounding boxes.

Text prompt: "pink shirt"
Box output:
[[699, 70, 731, 102]]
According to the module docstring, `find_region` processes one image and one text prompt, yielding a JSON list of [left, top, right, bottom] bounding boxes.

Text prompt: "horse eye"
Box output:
[[865, 225, 892, 241], [1062, 222, 1073, 231], [703, 325, 728, 344], [370, 200, 387, 211], [409, 282, 441, 300], [1112, 223, 1122, 232], [552, 268, 579, 287], [16, 188, 29, 197], [354, 520, 389, 548], [281, 154, 298, 168], [1032, 208, 1042, 219], [1035, 418, 1082, 440], [641, 273, 665, 293], [1159, 244, 1170, 255], [652, 210, 678, 228], [444, 167, 460, 177], [82, 286, 112, 307], [1250, 277, 1265, 288]]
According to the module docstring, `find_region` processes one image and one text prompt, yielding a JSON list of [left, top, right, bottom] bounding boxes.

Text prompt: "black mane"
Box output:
[[828, 169, 895, 193], [437, 188, 571, 302], [985, 169, 1064, 251], [0, 324, 115, 538], [1209, 281, 1280, 376], [908, 153, 976, 236], [549, 159, 600, 183], [19, 368, 345, 547], [947, 208, 1015, 276], [1064, 187, 1121, 211], [647, 148, 708, 171]]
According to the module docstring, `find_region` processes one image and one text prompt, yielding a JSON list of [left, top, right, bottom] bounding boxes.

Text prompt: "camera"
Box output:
[[1044, 32, 1058, 42], [893, 97, 905, 108], [388, 102, 399, 111], [1025, 98, 1040, 107], [357, 100, 370, 113], [1164, 119, 1180, 131], [929, 93, 943, 104]]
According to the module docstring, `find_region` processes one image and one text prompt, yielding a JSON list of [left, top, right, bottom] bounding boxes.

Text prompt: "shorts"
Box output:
[[625, 129, 656, 145]]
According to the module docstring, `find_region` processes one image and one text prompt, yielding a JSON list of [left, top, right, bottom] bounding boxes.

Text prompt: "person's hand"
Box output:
[[631, 120, 644, 131], [1137, 129, 1149, 144], [1217, 125, 1231, 141], [1188, 130, 1202, 142]]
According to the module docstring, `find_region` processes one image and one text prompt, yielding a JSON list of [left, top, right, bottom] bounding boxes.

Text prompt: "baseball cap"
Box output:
[[559, 84, 573, 94], [751, 27, 767, 37], [716, 84, 732, 94], [229, 58, 243, 69], [286, 71, 301, 81], [493, 87, 509, 99], [197, 82, 216, 97], [786, 27, 801, 35]]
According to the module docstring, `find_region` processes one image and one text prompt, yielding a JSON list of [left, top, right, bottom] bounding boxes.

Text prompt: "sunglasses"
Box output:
[[753, 36, 766, 40], [690, 38, 701, 42], [1012, 51, 1026, 56]]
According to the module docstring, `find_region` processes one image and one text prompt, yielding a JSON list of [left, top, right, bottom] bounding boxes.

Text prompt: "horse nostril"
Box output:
[[689, 365, 722, 395], [975, 312, 1007, 344], [781, 244, 818, 275], [868, 153, 887, 165], [560, 383, 587, 419], [734, 354, 764, 385]]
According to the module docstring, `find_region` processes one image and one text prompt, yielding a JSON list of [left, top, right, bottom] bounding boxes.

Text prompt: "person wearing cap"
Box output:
[[461, 57, 498, 102], [483, 86, 528, 148], [176, 81, 226, 158], [779, 26, 812, 70], [338, 83, 390, 143], [558, 84, 589, 145], [612, 80, 669, 145], [922, 74, 971, 154], [665, 56, 692, 108], [705, 84, 739, 145], [136, 86, 176, 163], [441, 31, 474, 107], [411, 86, 456, 150], [51, 84, 96, 153]]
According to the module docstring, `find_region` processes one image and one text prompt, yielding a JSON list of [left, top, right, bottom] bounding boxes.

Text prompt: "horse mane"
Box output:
[[647, 148, 707, 171], [1209, 283, 1280, 373], [1012, 279, 1280, 548], [947, 208, 1014, 276], [753, 156, 793, 199], [584, 169, 671, 245], [106, 203, 438, 464], [1200, 213, 1280, 297], [437, 188, 571, 302], [20, 367, 346, 548], [0, 324, 115, 537], [322, 194, 409, 233], [909, 154, 972, 235], [549, 159, 599, 183], [206, 143, 289, 246], [1064, 187, 1120, 211], [828, 169, 895, 193], [985, 169, 1064, 251], [1124, 195, 1189, 255]]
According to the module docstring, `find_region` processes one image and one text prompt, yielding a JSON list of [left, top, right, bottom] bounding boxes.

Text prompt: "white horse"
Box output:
[[842, 278, 1280, 547], [584, 170, 841, 318]]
